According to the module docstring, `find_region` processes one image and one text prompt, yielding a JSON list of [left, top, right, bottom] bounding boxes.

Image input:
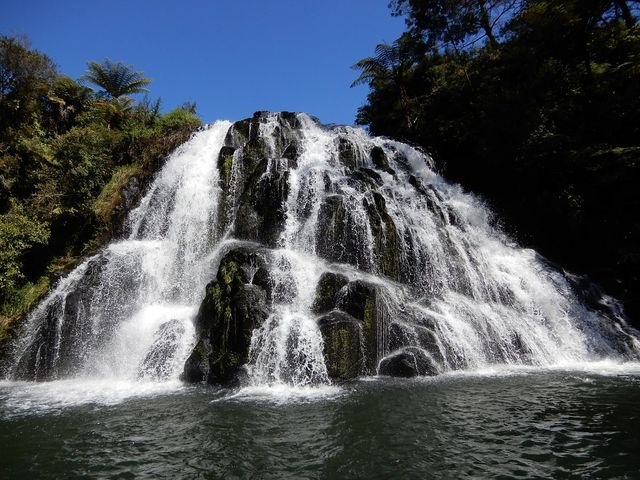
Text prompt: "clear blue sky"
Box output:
[[1, 0, 406, 125]]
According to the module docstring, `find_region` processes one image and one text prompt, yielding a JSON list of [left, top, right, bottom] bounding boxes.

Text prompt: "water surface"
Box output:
[[2, 367, 639, 479]]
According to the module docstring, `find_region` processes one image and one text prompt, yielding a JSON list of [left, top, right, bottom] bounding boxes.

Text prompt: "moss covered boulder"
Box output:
[[313, 277, 384, 380], [311, 272, 348, 314], [318, 310, 364, 380], [220, 112, 303, 247], [182, 248, 270, 385], [335, 280, 381, 372]]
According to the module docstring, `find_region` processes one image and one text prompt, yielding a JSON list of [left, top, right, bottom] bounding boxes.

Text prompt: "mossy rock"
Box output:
[[319, 310, 364, 380], [182, 248, 270, 385], [231, 144, 290, 246], [364, 192, 401, 281], [218, 146, 236, 190], [243, 137, 269, 161], [312, 271, 349, 314], [335, 280, 380, 372]]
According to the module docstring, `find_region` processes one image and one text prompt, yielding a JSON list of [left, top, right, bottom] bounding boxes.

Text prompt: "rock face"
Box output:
[[311, 272, 349, 315], [378, 347, 439, 377], [318, 310, 364, 380], [217, 112, 302, 247], [310, 273, 385, 381], [13, 255, 114, 380], [182, 248, 270, 384], [179, 112, 448, 385], [180, 112, 438, 385]]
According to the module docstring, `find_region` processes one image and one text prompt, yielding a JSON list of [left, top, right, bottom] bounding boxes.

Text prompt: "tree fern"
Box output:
[[82, 59, 151, 99]]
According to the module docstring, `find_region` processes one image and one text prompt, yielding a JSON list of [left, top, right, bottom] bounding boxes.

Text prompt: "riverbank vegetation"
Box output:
[[0, 35, 201, 342], [353, 0, 640, 321]]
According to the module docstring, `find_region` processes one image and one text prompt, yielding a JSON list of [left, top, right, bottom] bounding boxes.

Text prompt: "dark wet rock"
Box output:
[[223, 112, 311, 246], [378, 347, 439, 377], [409, 175, 459, 226], [270, 260, 298, 304], [243, 137, 269, 161], [233, 156, 289, 246], [282, 141, 299, 169], [13, 297, 64, 380], [315, 194, 369, 268], [138, 319, 186, 380], [224, 118, 250, 147], [13, 254, 119, 380], [370, 146, 390, 171], [113, 174, 147, 237], [364, 192, 401, 281], [348, 169, 382, 190], [359, 168, 384, 186], [323, 172, 332, 192], [387, 322, 445, 366], [182, 248, 270, 385], [337, 137, 359, 169], [318, 310, 364, 380], [336, 280, 377, 324], [312, 272, 349, 314], [388, 321, 414, 352], [251, 266, 272, 301], [218, 146, 236, 190], [335, 280, 381, 371], [409, 175, 426, 194]]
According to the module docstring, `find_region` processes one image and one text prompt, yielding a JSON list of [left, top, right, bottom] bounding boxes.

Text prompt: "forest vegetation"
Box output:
[[0, 35, 201, 342], [353, 0, 640, 322]]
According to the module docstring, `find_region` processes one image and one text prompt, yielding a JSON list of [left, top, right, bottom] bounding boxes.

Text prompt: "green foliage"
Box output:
[[0, 35, 202, 340], [0, 205, 49, 299], [82, 59, 151, 99], [356, 0, 640, 320], [0, 276, 50, 343], [158, 107, 202, 131], [0, 35, 57, 142], [93, 163, 142, 223]]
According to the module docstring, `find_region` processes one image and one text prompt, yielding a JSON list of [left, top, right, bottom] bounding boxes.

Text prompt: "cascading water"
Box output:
[[2, 121, 231, 383], [3, 112, 640, 395]]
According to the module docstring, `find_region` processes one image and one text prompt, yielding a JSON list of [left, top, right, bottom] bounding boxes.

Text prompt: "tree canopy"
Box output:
[[0, 35, 201, 343], [355, 0, 640, 321]]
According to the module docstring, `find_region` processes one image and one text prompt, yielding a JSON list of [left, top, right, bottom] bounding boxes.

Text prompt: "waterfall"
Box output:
[[3, 121, 231, 381], [3, 112, 639, 389]]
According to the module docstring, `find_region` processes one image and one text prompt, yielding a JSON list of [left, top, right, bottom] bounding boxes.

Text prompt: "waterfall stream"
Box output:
[[2, 112, 639, 395]]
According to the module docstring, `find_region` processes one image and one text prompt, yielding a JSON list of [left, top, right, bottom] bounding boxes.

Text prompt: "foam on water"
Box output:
[[217, 383, 344, 404], [0, 379, 187, 418], [432, 359, 640, 380]]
